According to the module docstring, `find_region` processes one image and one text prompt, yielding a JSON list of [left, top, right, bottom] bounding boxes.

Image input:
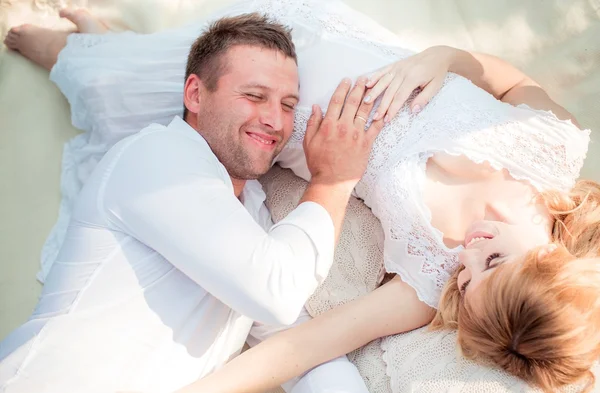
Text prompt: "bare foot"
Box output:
[[3, 24, 69, 71], [59, 8, 108, 34]]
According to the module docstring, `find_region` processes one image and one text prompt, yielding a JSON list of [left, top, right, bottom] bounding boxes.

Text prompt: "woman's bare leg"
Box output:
[[3, 8, 109, 71]]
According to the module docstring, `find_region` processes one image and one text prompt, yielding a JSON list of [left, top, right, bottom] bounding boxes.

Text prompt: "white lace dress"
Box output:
[[45, 0, 592, 391]]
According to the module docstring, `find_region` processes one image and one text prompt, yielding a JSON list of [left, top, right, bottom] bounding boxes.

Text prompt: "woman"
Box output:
[[5, 0, 600, 391]]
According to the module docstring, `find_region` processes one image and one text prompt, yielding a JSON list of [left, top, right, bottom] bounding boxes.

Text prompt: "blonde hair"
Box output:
[[544, 180, 600, 259], [431, 180, 600, 392]]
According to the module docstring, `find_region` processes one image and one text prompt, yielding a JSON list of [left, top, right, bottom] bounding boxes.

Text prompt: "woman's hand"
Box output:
[[364, 45, 457, 122]]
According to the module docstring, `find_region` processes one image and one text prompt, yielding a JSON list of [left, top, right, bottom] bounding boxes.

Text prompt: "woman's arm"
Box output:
[[176, 276, 434, 393], [447, 48, 579, 125], [366, 46, 579, 126]]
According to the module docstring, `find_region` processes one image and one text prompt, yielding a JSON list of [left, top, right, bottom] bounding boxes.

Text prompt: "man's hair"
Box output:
[[183, 13, 297, 119]]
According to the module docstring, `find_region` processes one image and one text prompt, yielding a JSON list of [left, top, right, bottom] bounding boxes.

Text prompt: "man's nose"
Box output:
[[259, 100, 284, 131]]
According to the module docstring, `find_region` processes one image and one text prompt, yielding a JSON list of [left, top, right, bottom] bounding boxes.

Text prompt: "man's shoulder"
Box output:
[[100, 119, 224, 183], [116, 119, 216, 163]]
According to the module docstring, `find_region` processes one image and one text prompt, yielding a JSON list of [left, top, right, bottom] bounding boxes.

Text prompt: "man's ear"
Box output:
[[183, 74, 203, 115], [537, 243, 558, 258]]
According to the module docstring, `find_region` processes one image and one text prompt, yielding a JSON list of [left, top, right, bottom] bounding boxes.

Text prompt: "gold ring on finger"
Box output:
[[355, 115, 368, 123]]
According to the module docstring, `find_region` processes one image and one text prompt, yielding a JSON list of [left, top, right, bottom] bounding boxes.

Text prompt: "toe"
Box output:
[[4, 36, 16, 50], [58, 7, 74, 19]]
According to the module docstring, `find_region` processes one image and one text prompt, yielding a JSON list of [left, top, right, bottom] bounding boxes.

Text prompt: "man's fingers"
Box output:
[[354, 88, 375, 128], [341, 77, 368, 122], [410, 77, 443, 114], [365, 117, 385, 142], [304, 104, 323, 146], [325, 78, 352, 121]]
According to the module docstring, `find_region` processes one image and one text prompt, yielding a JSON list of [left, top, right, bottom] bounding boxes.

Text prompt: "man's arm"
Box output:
[[300, 77, 384, 243], [103, 135, 333, 326], [102, 79, 383, 326]]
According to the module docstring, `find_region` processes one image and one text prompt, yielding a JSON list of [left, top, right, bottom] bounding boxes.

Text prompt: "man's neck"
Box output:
[[184, 115, 247, 199], [231, 178, 246, 199]]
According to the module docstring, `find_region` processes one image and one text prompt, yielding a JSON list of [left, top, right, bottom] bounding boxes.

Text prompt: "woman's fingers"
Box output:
[[365, 65, 391, 88], [362, 49, 453, 121], [385, 90, 412, 121], [410, 76, 444, 114], [385, 73, 428, 119], [373, 75, 404, 121], [364, 70, 395, 104]]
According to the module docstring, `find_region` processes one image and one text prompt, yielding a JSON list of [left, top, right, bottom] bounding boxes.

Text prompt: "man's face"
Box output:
[[190, 45, 299, 180]]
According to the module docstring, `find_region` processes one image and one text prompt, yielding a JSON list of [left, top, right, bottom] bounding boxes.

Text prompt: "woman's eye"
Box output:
[[283, 103, 295, 111], [460, 279, 471, 296], [485, 253, 502, 269], [246, 94, 262, 100]]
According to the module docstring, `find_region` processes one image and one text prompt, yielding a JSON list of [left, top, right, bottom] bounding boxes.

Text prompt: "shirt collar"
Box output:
[[168, 116, 270, 227]]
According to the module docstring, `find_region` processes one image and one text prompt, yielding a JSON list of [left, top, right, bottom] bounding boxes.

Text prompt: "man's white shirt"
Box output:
[[0, 117, 336, 393]]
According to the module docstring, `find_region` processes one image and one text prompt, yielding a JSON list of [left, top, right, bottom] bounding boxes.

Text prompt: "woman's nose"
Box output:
[[485, 203, 515, 224], [458, 249, 479, 270]]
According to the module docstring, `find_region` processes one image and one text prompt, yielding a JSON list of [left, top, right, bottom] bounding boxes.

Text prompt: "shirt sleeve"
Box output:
[[101, 131, 335, 325]]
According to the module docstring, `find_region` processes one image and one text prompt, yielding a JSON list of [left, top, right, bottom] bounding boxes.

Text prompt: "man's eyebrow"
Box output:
[[240, 83, 299, 101]]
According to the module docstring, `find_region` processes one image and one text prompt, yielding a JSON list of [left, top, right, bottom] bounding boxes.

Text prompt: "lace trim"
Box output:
[[283, 72, 589, 308], [285, 79, 588, 307], [517, 103, 591, 133], [67, 31, 137, 48], [255, 0, 591, 389], [289, 109, 311, 145]]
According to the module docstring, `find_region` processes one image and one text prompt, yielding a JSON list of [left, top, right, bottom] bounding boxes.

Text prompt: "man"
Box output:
[[0, 8, 382, 393]]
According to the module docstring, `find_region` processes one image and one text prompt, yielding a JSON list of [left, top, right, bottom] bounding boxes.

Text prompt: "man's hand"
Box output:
[[300, 77, 384, 242], [303, 76, 384, 191]]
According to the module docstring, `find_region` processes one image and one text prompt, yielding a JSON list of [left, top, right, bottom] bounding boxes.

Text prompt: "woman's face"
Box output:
[[457, 218, 551, 301]]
